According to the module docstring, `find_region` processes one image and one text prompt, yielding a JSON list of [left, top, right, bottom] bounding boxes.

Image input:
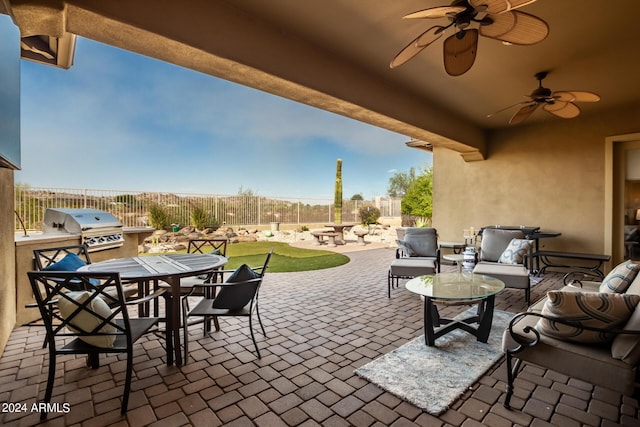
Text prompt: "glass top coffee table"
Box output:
[[405, 272, 505, 346]]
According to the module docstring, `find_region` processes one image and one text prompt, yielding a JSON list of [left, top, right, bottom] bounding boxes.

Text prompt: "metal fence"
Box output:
[[14, 186, 401, 231]]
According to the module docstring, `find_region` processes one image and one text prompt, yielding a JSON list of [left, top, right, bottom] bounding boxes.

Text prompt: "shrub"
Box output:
[[358, 205, 380, 225], [148, 203, 171, 230], [191, 206, 220, 230], [414, 217, 431, 228]]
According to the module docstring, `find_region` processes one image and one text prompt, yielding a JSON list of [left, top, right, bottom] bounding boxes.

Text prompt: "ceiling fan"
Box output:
[[390, 0, 549, 76], [490, 71, 601, 125]]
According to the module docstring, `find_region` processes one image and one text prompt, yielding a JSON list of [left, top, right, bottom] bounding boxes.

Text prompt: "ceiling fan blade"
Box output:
[[469, 0, 537, 14], [480, 11, 549, 45], [543, 101, 581, 119], [487, 100, 532, 118], [443, 29, 478, 76], [553, 91, 601, 103], [509, 103, 539, 124], [404, 6, 465, 19], [390, 26, 444, 68]]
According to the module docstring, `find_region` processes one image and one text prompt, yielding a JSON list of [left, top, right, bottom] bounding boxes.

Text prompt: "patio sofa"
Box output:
[[502, 260, 640, 407]]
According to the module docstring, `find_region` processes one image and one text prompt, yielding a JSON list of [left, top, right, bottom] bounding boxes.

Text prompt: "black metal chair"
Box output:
[[157, 238, 229, 336], [182, 248, 273, 362], [27, 271, 167, 419]]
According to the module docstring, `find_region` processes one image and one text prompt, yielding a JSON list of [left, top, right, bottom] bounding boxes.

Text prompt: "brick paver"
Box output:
[[1, 247, 638, 426]]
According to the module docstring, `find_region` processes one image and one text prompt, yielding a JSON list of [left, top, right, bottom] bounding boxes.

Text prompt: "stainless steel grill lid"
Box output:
[[42, 208, 124, 251]]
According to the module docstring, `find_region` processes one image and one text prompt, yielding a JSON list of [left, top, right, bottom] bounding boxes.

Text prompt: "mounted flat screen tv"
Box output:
[[0, 14, 21, 170]]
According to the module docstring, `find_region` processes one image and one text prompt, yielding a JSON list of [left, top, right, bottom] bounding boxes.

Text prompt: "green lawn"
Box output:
[[224, 241, 349, 272], [152, 241, 350, 273]]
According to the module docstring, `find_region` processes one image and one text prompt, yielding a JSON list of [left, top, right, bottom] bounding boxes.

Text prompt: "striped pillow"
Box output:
[[599, 260, 640, 293], [536, 291, 640, 344]]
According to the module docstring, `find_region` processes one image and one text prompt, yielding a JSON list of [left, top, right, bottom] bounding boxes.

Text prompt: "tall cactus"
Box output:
[[334, 158, 342, 224]]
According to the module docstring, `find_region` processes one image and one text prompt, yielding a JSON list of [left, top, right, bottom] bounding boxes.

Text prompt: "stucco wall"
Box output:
[[0, 168, 16, 355], [432, 105, 640, 263]]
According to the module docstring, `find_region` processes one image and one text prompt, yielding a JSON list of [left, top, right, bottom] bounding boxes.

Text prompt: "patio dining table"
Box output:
[[79, 253, 227, 366], [324, 223, 356, 244]]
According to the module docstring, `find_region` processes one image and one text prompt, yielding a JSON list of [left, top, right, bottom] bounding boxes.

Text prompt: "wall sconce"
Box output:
[[636, 209, 640, 221]]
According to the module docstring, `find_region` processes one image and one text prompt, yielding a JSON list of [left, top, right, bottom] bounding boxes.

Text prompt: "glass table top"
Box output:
[[405, 272, 505, 300]]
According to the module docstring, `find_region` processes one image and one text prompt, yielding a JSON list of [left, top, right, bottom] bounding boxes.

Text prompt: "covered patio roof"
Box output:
[[3, 0, 640, 161]]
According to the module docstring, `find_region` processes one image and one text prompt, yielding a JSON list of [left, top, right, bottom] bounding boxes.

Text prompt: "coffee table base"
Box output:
[[423, 295, 495, 346]]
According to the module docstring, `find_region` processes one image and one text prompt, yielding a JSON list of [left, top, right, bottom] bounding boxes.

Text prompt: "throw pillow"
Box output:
[[536, 291, 640, 344], [498, 239, 533, 264], [57, 291, 116, 348], [42, 253, 87, 271], [212, 264, 260, 311], [396, 240, 415, 257], [599, 260, 640, 293]]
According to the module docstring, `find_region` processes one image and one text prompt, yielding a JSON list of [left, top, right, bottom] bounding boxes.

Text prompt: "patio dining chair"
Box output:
[[182, 248, 273, 362], [33, 244, 140, 297], [27, 271, 167, 419], [158, 238, 229, 333]]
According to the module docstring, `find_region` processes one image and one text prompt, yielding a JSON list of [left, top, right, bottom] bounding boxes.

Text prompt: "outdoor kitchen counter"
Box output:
[[14, 227, 155, 325]]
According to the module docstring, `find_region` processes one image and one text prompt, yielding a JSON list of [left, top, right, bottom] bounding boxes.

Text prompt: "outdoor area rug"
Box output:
[[354, 308, 514, 415]]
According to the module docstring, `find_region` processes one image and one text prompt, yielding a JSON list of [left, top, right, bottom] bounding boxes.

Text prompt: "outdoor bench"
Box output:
[[531, 250, 611, 279], [311, 231, 340, 247]]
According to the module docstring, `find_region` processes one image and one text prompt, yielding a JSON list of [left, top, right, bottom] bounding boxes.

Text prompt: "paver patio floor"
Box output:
[[1, 247, 638, 426]]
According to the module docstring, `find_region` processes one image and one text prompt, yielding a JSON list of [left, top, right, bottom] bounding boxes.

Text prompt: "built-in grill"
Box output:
[[43, 208, 125, 252]]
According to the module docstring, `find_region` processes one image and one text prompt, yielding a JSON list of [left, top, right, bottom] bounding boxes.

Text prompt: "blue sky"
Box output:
[[16, 37, 432, 200]]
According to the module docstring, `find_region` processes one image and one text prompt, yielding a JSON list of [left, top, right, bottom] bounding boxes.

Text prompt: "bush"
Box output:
[[148, 203, 171, 230], [190, 206, 220, 230], [358, 205, 380, 225]]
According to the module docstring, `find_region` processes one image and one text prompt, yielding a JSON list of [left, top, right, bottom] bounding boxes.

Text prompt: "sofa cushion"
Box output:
[[472, 262, 529, 289], [599, 260, 640, 293], [57, 291, 116, 348], [498, 239, 533, 264], [536, 291, 640, 344], [611, 304, 640, 365], [390, 258, 436, 277], [480, 229, 524, 262]]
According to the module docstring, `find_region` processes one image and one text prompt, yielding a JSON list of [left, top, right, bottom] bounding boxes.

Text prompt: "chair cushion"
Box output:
[[611, 304, 640, 365], [536, 291, 640, 344], [498, 239, 533, 264], [480, 229, 524, 262], [402, 228, 438, 257], [599, 260, 640, 293], [389, 258, 436, 277], [213, 264, 260, 311], [57, 291, 116, 348], [42, 253, 87, 271]]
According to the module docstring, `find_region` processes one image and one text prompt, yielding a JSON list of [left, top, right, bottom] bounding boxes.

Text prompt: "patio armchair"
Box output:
[[388, 227, 440, 297], [182, 248, 273, 362], [27, 271, 167, 419], [472, 228, 532, 304]]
